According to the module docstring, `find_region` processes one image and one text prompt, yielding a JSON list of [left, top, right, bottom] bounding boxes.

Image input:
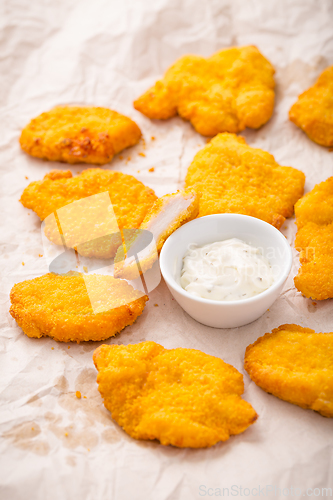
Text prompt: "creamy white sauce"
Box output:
[[180, 238, 275, 301]]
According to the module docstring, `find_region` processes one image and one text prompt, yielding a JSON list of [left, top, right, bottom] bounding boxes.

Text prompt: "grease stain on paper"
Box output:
[[3, 421, 50, 456], [46, 369, 122, 449], [276, 56, 329, 98], [27, 394, 42, 407], [47, 415, 99, 450], [307, 301, 317, 314], [6, 369, 123, 455], [66, 455, 77, 467]]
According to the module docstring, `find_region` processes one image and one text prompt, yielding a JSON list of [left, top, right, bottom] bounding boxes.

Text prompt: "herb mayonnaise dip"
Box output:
[[180, 238, 275, 301]]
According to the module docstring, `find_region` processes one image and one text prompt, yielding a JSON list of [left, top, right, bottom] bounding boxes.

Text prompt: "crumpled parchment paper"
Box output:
[[1, 0, 333, 499]]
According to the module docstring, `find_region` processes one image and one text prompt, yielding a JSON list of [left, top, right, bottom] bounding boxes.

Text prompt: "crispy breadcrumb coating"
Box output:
[[20, 106, 142, 165], [93, 342, 258, 447], [134, 46, 275, 136], [9, 273, 147, 342], [20, 169, 157, 258], [289, 66, 333, 147], [185, 133, 305, 228], [244, 324, 333, 418], [114, 189, 200, 279], [294, 177, 333, 299]]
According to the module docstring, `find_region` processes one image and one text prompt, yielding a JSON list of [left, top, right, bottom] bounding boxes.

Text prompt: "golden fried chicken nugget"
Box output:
[[294, 177, 333, 299], [114, 189, 200, 279], [20, 169, 157, 258], [134, 46, 275, 136], [9, 273, 148, 342], [289, 66, 333, 147], [185, 133, 305, 228], [244, 324, 333, 417], [93, 342, 258, 447], [20, 106, 141, 165]]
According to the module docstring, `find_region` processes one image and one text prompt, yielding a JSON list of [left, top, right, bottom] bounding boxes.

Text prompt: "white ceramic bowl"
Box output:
[[159, 214, 292, 328]]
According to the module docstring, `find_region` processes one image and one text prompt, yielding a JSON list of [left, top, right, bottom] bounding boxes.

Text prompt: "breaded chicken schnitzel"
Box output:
[[289, 65, 333, 147], [244, 324, 333, 417], [10, 273, 147, 342], [134, 46, 275, 136], [294, 177, 333, 299], [114, 189, 200, 279], [20, 106, 141, 165], [185, 133, 305, 228], [93, 342, 258, 447], [20, 169, 157, 258]]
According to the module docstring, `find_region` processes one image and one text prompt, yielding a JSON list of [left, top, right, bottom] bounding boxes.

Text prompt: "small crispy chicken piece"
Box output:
[[20, 106, 141, 165], [9, 273, 147, 342], [289, 65, 333, 147], [185, 133, 305, 228], [294, 176, 333, 299], [134, 45, 275, 136], [114, 190, 200, 279], [244, 324, 333, 418], [20, 169, 157, 258], [93, 342, 258, 447]]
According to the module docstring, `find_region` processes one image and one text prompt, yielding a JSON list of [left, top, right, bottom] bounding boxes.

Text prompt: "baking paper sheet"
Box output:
[[1, 0, 333, 498]]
